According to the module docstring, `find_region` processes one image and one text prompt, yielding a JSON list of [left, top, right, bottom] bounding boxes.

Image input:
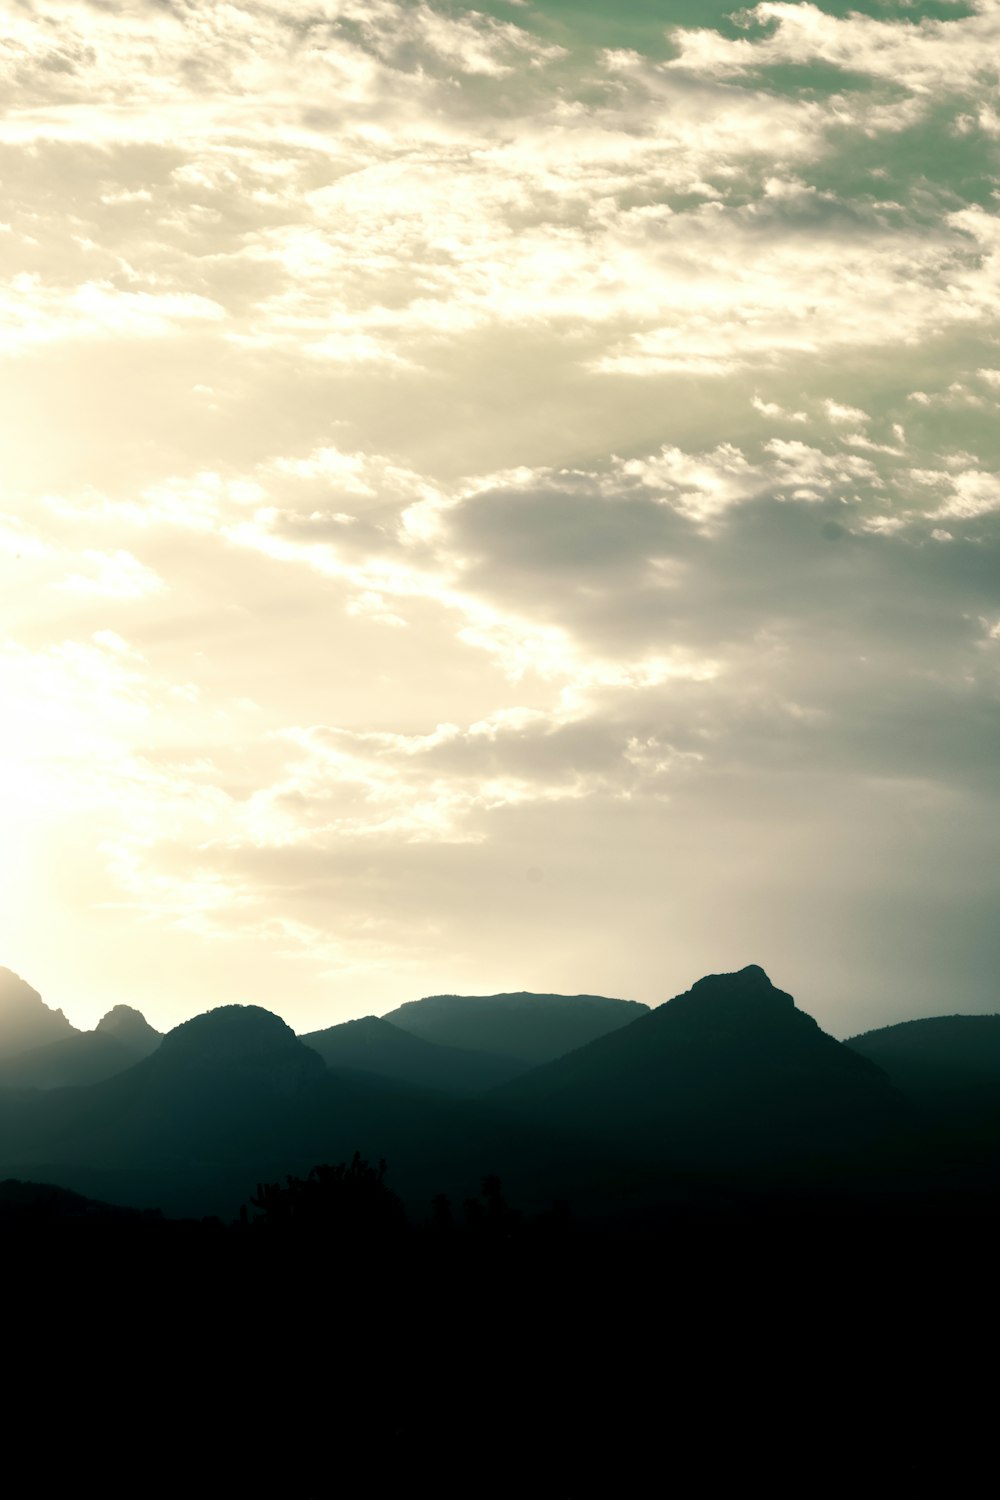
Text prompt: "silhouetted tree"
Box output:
[[246, 1152, 407, 1243], [462, 1175, 525, 1241]]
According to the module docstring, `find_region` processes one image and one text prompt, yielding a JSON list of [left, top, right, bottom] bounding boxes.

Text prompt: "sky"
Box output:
[[1, 0, 999, 1037]]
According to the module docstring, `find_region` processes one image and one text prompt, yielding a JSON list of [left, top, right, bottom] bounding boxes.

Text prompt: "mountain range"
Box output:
[[493, 964, 903, 1164], [1, 962, 998, 1222], [0, 967, 77, 1057], [302, 991, 644, 1092], [0, 1001, 161, 1090], [301, 1015, 524, 1093]]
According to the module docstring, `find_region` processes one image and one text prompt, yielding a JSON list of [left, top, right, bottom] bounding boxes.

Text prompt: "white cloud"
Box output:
[[825, 400, 870, 425], [58, 549, 165, 600], [753, 396, 808, 422], [622, 444, 767, 521], [669, 2, 1000, 99], [2, 1, 1000, 1027], [0, 277, 225, 348], [932, 468, 1000, 519]]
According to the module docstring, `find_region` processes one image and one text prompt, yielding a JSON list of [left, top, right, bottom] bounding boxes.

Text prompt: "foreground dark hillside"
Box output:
[[3, 965, 999, 1494], [4, 1154, 997, 1499]]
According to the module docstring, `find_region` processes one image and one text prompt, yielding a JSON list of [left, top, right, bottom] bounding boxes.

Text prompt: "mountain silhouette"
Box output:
[[0, 1177, 154, 1226], [0, 1003, 411, 1219], [155, 1003, 321, 1078], [847, 1015, 1000, 1112], [96, 1004, 160, 1052], [1, 966, 983, 1225], [0, 1001, 579, 1218], [492, 965, 903, 1167], [0, 968, 77, 1058], [301, 1014, 525, 1092], [0, 1004, 161, 1090], [103, 1005, 329, 1152], [385, 990, 649, 1065], [0, 1006, 327, 1177]]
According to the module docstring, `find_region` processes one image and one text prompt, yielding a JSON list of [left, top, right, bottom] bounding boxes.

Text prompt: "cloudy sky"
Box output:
[[2, 0, 999, 1036]]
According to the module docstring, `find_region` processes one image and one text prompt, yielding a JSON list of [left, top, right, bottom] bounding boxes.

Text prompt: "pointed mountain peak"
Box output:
[[0, 967, 78, 1057], [95, 1005, 161, 1050], [667, 964, 796, 1019], [494, 965, 898, 1163], [736, 963, 771, 983], [692, 963, 777, 988]]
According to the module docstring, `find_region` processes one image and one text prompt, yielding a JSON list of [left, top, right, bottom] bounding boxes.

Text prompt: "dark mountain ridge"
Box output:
[[0, 1000, 161, 1090], [0, 1003, 590, 1219], [385, 989, 648, 1064], [301, 1014, 525, 1092], [0, 1006, 328, 1179], [157, 1004, 317, 1072], [0, 967, 77, 1057], [2, 974, 998, 1500], [3, 967, 998, 1222], [0, 1177, 155, 1225], [847, 1014, 1000, 1111], [96, 1004, 160, 1050], [492, 964, 905, 1167]]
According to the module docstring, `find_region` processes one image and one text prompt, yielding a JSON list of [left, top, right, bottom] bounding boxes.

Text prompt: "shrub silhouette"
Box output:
[[447, 1174, 572, 1244], [244, 1152, 407, 1242], [464, 1173, 524, 1237]]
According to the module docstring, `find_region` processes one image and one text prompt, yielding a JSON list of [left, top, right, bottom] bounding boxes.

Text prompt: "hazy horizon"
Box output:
[[2, 0, 999, 1037]]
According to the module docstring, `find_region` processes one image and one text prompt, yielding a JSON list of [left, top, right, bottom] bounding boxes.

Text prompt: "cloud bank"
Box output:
[[2, 0, 999, 1032]]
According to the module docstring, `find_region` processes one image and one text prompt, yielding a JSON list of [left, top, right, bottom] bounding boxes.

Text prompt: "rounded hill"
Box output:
[[157, 1005, 323, 1074]]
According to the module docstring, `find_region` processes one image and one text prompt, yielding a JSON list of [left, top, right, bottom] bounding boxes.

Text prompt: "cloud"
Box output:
[[3, 1, 1000, 1029], [930, 467, 1000, 518], [825, 400, 870, 425], [58, 549, 166, 599], [753, 395, 808, 422], [669, 2, 1000, 100], [3, 0, 991, 397], [0, 276, 224, 348]]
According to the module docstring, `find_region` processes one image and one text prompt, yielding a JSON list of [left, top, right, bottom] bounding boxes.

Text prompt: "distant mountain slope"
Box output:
[[0, 1004, 586, 1219], [96, 1005, 160, 1053], [0, 1032, 144, 1091], [0, 1178, 152, 1225], [0, 1004, 325, 1154], [847, 1015, 1000, 1109], [385, 991, 649, 1065], [492, 965, 903, 1165], [0, 1005, 343, 1215], [302, 1015, 525, 1092], [0, 968, 77, 1058], [0, 1005, 161, 1090]]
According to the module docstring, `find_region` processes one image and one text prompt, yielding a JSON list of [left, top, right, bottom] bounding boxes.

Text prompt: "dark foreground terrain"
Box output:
[[4, 1162, 997, 1499], [2, 963, 999, 1494]]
